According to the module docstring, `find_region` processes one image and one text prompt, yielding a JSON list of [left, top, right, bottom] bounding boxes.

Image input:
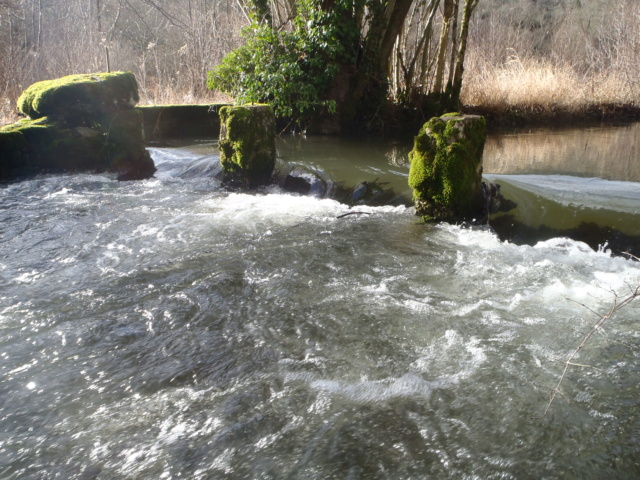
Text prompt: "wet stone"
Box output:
[[408, 113, 488, 223], [1, 72, 156, 181]]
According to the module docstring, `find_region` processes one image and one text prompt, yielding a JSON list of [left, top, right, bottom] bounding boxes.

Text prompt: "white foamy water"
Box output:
[[0, 142, 639, 479], [486, 174, 640, 214]]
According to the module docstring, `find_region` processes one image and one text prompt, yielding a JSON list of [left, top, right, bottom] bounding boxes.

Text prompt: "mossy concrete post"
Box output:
[[408, 113, 487, 222], [218, 105, 276, 187]]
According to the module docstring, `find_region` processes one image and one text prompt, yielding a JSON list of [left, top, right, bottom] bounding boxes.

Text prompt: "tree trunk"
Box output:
[[414, 0, 441, 93], [450, 0, 479, 107], [446, 0, 459, 90], [36, 0, 42, 50], [96, 0, 102, 32], [343, 0, 413, 126], [432, 0, 454, 94], [378, 0, 415, 73]]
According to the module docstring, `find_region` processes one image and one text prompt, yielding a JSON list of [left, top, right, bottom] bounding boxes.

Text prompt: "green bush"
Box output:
[[207, 0, 362, 128]]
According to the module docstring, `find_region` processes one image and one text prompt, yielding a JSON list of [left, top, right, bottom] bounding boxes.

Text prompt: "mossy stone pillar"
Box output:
[[408, 113, 487, 222], [218, 105, 276, 187]]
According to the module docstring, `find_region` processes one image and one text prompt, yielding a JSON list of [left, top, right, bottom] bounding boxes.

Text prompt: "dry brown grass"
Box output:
[[462, 0, 640, 122], [0, 97, 19, 127], [461, 50, 640, 117], [137, 85, 233, 107]]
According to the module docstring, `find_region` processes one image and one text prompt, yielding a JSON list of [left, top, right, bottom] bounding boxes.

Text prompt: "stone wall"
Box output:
[[137, 104, 231, 141]]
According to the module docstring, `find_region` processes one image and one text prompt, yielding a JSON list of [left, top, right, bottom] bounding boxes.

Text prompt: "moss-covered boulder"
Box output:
[[17, 72, 139, 121], [1, 72, 155, 181], [408, 114, 487, 223], [0, 111, 154, 180], [1, 117, 105, 176], [218, 105, 276, 187]]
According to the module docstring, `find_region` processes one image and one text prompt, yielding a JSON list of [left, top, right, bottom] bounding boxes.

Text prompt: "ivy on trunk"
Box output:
[[208, 0, 479, 133]]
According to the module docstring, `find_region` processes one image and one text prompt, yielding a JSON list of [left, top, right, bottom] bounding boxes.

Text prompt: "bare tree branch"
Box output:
[[139, 0, 190, 31], [540, 265, 640, 418]]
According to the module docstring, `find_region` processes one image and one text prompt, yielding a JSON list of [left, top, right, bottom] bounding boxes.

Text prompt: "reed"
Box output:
[[461, 0, 640, 122], [461, 51, 640, 118]]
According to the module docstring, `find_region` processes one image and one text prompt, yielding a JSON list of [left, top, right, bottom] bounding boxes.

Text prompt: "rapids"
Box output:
[[1, 131, 639, 479]]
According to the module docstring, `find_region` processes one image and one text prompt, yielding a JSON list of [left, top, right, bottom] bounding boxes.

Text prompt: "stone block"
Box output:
[[408, 113, 487, 222], [218, 105, 276, 187]]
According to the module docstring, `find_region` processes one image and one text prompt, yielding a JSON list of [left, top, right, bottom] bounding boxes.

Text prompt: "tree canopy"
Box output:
[[208, 0, 480, 134]]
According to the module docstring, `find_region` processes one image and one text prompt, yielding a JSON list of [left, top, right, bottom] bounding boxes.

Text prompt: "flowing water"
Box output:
[[1, 125, 640, 479]]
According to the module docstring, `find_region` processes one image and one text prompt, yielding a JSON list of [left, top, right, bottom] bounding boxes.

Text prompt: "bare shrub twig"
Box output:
[[540, 252, 640, 418]]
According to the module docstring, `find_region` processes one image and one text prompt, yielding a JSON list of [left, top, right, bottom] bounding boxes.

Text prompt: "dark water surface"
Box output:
[[1, 125, 640, 479]]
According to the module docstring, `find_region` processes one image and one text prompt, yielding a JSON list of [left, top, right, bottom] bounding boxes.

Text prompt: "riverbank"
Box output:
[[462, 103, 640, 131], [460, 54, 640, 130], [3, 81, 639, 135]]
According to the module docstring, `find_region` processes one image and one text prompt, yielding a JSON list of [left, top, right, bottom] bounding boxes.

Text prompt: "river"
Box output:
[[1, 124, 639, 478]]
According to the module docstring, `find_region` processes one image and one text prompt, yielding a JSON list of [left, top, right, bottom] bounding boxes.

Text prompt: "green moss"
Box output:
[[1, 73, 156, 181], [17, 72, 139, 120], [0, 116, 50, 133], [0, 109, 155, 180], [408, 114, 487, 222], [0, 117, 99, 177], [218, 104, 276, 187]]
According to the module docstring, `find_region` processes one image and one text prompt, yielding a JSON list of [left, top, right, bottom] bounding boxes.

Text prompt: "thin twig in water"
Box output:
[[540, 252, 640, 418], [337, 211, 372, 219]]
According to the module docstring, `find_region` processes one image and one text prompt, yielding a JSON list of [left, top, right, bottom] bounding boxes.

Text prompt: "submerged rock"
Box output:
[[218, 105, 276, 187], [350, 178, 395, 205], [283, 173, 312, 195], [0, 72, 155, 181], [408, 113, 487, 223], [273, 159, 333, 198]]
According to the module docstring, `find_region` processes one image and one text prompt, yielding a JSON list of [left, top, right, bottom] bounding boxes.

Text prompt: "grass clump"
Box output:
[[462, 52, 639, 123]]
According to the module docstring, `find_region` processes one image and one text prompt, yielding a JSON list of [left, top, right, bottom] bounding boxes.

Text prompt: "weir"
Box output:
[[1, 74, 639, 255], [137, 104, 231, 141]]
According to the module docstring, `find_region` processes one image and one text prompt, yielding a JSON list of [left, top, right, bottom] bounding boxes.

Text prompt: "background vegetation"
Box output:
[[0, 0, 247, 123], [465, 0, 640, 122], [1, 0, 638, 127]]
